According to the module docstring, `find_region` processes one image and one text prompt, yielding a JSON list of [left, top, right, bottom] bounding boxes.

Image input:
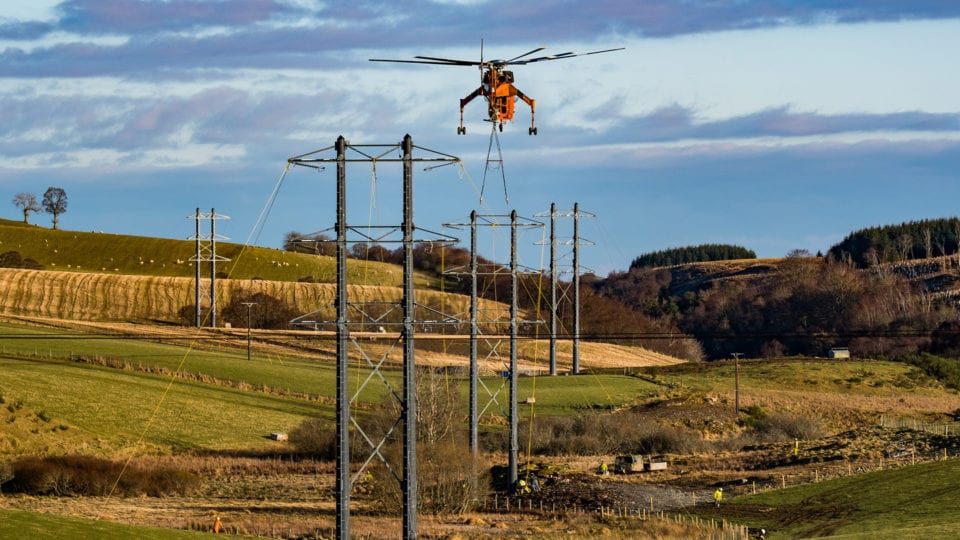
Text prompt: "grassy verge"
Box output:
[[717, 458, 960, 538], [0, 508, 247, 539]]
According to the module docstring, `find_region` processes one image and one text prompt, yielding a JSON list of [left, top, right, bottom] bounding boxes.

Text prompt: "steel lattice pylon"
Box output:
[[286, 135, 459, 540], [442, 211, 544, 487], [535, 203, 594, 374], [187, 208, 230, 328]]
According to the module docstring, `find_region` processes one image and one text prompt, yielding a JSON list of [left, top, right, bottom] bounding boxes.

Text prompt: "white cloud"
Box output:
[[1, 1, 60, 23]]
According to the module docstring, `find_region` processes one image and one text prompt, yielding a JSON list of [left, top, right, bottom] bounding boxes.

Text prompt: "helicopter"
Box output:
[[370, 42, 624, 135]]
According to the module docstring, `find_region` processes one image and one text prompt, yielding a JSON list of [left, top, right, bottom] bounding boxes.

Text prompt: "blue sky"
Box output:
[[2, 1, 960, 275]]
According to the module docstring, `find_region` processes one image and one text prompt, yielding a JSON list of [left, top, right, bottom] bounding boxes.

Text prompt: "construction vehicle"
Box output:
[[612, 454, 643, 474], [612, 454, 669, 474]]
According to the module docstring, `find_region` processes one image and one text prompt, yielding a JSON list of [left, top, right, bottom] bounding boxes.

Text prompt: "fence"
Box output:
[[481, 493, 753, 539]]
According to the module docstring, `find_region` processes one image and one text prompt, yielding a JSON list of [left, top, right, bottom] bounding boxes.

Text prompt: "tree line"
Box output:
[[827, 217, 960, 268], [629, 244, 756, 269], [599, 256, 959, 360], [11, 187, 68, 229]]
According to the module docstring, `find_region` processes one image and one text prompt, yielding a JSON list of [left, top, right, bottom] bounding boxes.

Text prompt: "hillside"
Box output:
[[598, 254, 960, 360], [0, 218, 417, 286], [0, 267, 462, 324]]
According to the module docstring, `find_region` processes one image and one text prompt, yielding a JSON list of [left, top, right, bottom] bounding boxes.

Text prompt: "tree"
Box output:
[[12, 192, 40, 224], [41, 187, 67, 230], [283, 230, 335, 256]]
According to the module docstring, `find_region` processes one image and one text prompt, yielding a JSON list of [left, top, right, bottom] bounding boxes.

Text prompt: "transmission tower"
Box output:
[[443, 211, 543, 486], [286, 135, 459, 540], [188, 208, 230, 328], [535, 202, 594, 374]]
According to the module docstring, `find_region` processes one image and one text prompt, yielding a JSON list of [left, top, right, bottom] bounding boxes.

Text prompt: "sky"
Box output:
[[2, 1, 960, 276]]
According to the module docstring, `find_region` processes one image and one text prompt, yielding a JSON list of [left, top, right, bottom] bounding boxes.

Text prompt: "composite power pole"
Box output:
[[572, 203, 581, 374], [549, 203, 558, 375], [334, 136, 349, 538], [508, 210, 519, 488], [401, 134, 417, 539], [469, 210, 479, 455]]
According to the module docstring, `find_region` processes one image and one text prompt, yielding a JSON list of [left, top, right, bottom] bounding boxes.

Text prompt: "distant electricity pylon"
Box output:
[[535, 202, 594, 374], [187, 208, 230, 328]]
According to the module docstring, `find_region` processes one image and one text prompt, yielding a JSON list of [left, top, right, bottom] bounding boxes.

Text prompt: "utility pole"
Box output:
[[732, 352, 742, 419], [242, 302, 257, 361]]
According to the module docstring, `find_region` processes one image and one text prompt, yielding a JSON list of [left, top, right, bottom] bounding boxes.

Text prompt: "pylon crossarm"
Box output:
[[350, 302, 403, 326]]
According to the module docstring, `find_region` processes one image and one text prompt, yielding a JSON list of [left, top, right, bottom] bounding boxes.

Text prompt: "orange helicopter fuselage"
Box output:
[[460, 66, 535, 132]]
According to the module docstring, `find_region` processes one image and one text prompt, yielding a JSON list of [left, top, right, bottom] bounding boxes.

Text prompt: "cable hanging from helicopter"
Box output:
[[370, 42, 624, 135]]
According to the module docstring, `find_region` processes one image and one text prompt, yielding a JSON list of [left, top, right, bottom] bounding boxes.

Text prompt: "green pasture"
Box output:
[[0, 321, 662, 420], [497, 373, 662, 417], [0, 509, 233, 540], [722, 458, 960, 538], [650, 358, 949, 397], [0, 322, 401, 402], [0, 219, 429, 287], [0, 355, 325, 452]]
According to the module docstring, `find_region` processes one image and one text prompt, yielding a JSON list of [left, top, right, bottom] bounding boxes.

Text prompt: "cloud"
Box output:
[[542, 105, 960, 146], [4, 1, 959, 78], [56, 0, 293, 34], [0, 21, 55, 40]]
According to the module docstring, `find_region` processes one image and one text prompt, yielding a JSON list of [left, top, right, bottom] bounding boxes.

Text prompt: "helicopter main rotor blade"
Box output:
[[502, 46, 546, 64], [513, 47, 625, 64], [369, 57, 477, 66], [414, 55, 480, 65]]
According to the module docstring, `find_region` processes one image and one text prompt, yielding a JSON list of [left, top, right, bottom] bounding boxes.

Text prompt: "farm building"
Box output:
[[828, 347, 851, 359]]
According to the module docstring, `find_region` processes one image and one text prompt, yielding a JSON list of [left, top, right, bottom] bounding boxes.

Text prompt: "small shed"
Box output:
[[828, 347, 851, 359]]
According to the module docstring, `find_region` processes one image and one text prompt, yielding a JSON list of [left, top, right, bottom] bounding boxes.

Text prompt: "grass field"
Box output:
[[4, 307, 960, 538], [0, 508, 235, 539], [719, 458, 960, 538], [0, 355, 326, 454], [0, 317, 673, 460]]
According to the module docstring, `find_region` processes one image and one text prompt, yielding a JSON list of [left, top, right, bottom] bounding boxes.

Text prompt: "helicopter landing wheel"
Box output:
[[457, 126, 465, 135], [498, 123, 503, 132], [529, 127, 538, 135]]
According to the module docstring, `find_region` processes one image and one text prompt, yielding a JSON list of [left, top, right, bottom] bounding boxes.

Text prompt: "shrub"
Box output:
[[220, 290, 302, 329], [1, 455, 199, 496], [903, 353, 960, 390], [0, 251, 43, 270], [750, 411, 823, 441], [368, 440, 488, 515], [289, 418, 337, 460]]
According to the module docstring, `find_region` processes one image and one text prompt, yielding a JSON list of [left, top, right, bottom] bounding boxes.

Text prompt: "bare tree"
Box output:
[[12, 193, 40, 224], [41, 187, 67, 230]]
